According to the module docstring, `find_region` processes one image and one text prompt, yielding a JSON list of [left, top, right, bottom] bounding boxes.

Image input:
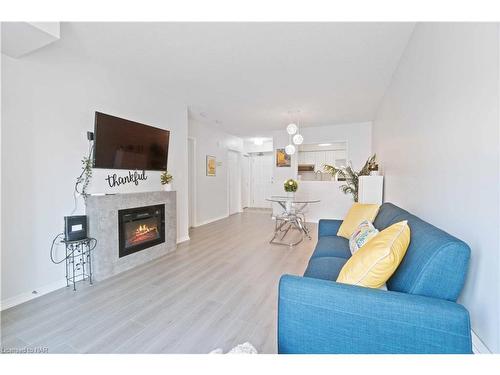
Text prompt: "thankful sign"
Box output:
[[106, 170, 148, 188]]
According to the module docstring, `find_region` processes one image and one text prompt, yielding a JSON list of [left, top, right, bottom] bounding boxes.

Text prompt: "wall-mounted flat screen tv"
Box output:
[[93, 112, 170, 171]]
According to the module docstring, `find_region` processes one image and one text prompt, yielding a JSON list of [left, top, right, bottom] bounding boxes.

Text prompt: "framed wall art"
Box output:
[[206, 155, 216, 176], [276, 148, 291, 167]]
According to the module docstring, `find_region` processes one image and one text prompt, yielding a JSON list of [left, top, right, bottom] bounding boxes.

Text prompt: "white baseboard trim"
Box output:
[[193, 214, 229, 227], [472, 330, 491, 354], [0, 278, 67, 311], [176, 236, 190, 244], [304, 218, 343, 224], [305, 218, 320, 224]]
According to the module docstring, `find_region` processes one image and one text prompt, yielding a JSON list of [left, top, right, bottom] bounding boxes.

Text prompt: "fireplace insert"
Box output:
[[118, 204, 165, 258]]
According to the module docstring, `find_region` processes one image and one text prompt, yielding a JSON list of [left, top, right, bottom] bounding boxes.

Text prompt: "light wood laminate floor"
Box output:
[[1, 210, 317, 354]]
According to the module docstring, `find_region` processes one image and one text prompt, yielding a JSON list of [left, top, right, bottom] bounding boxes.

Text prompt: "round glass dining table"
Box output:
[[266, 195, 321, 246]]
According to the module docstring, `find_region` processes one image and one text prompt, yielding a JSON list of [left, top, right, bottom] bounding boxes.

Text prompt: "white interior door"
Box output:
[[227, 150, 241, 215], [250, 152, 273, 208], [241, 155, 250, 208]]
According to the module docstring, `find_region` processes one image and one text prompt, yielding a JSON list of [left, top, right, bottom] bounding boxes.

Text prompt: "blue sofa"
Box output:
[[278, 202, 472, 354]]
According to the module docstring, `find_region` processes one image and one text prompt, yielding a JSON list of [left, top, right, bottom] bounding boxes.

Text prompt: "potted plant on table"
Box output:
[[284, 178, 298, 197], [160, 171, 173, 191], [369, 161, 380, 175]]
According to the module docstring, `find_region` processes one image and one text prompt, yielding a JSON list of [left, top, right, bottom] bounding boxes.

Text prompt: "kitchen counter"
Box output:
[[272, 180, 353, 223]]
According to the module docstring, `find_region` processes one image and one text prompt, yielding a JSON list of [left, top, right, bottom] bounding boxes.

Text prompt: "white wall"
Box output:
[[1, 46, 189, 307], [188, 116, 243, 226], [295, 181, 354, 223], [243, 139, 273, 154], [372, 23, 499, 353]]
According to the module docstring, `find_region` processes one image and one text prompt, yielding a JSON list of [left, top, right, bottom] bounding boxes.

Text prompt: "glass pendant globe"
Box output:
[[286, 123, 298, 135], [293, 133, 303, 145], [285, 144, 296, 155]]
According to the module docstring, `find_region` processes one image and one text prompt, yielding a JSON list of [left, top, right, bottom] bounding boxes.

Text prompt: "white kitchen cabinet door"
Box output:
[[316, 151, 326, 171], [304, 152, 315, 165], [324, 151, 335, 168]]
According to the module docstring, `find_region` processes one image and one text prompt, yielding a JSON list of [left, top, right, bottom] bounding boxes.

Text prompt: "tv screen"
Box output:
[[93, 112, 169, 171]]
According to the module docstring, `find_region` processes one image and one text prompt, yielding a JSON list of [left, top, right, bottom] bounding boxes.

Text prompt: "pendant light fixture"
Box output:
[[293, 133, 304, 145], [286, 123, 298, 135], [285, 144, 296, 155], [285, 111, 304, 155]]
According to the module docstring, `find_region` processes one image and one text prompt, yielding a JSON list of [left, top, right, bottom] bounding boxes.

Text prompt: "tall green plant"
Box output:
[[323, 154, 376, 202]]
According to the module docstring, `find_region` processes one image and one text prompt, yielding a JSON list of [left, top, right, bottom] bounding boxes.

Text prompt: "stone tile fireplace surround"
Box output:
[[86, 191, 176, 281]]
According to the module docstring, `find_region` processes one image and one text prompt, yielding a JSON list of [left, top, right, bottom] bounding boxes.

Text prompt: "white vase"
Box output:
[[163, 184, 172, 191]]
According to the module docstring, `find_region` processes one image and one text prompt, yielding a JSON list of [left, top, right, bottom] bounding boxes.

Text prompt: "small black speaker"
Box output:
[[64, 215, 88, 241]]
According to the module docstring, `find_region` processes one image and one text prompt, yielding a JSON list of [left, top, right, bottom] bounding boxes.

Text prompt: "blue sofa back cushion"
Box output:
[[375, 203, 470, 302], [304, 257, 348, 281], [311, 236, 351, 259]]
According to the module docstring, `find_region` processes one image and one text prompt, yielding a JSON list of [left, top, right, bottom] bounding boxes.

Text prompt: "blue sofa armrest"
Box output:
[[278, 275, 472, 354], [318, 219, 343, 237]]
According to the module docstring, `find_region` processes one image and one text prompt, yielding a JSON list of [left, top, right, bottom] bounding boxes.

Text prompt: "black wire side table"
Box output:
[[61, 238, 95, 291]]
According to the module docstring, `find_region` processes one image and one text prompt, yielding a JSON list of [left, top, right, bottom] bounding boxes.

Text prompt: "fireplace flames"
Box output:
[[136, 224, 156, 236], [126, 223, 159, 246]]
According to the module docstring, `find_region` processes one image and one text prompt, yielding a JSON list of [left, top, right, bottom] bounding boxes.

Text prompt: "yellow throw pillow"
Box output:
[[336, 220, 410, 288], [337, 203, 380, 239]]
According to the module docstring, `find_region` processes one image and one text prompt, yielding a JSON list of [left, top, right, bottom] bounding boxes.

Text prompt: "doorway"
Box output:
[[250, 152, 273, 208], [227, 150, 241, 215], [241, 154, 250, 209]]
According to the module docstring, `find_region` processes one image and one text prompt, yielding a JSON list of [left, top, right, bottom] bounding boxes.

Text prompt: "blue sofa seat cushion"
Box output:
[[304, 256, 348, 281], [311, 236, 351, 259]]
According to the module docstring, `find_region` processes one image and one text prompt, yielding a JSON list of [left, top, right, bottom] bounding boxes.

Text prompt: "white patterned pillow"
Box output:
[[349, 219, 379, 254]]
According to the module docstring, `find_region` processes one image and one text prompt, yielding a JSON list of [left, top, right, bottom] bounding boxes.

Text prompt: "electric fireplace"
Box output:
[[118, 204, 165, 258]]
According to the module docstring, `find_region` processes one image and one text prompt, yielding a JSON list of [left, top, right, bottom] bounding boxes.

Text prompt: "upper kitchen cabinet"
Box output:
[[297, 142, 348, 180]]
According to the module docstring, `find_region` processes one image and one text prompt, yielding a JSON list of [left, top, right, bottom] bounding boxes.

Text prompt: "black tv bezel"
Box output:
[[93, 111, 170, 172]]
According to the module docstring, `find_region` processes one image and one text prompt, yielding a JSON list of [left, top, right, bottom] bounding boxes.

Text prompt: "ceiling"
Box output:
[[50, 22, 415, 136]]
